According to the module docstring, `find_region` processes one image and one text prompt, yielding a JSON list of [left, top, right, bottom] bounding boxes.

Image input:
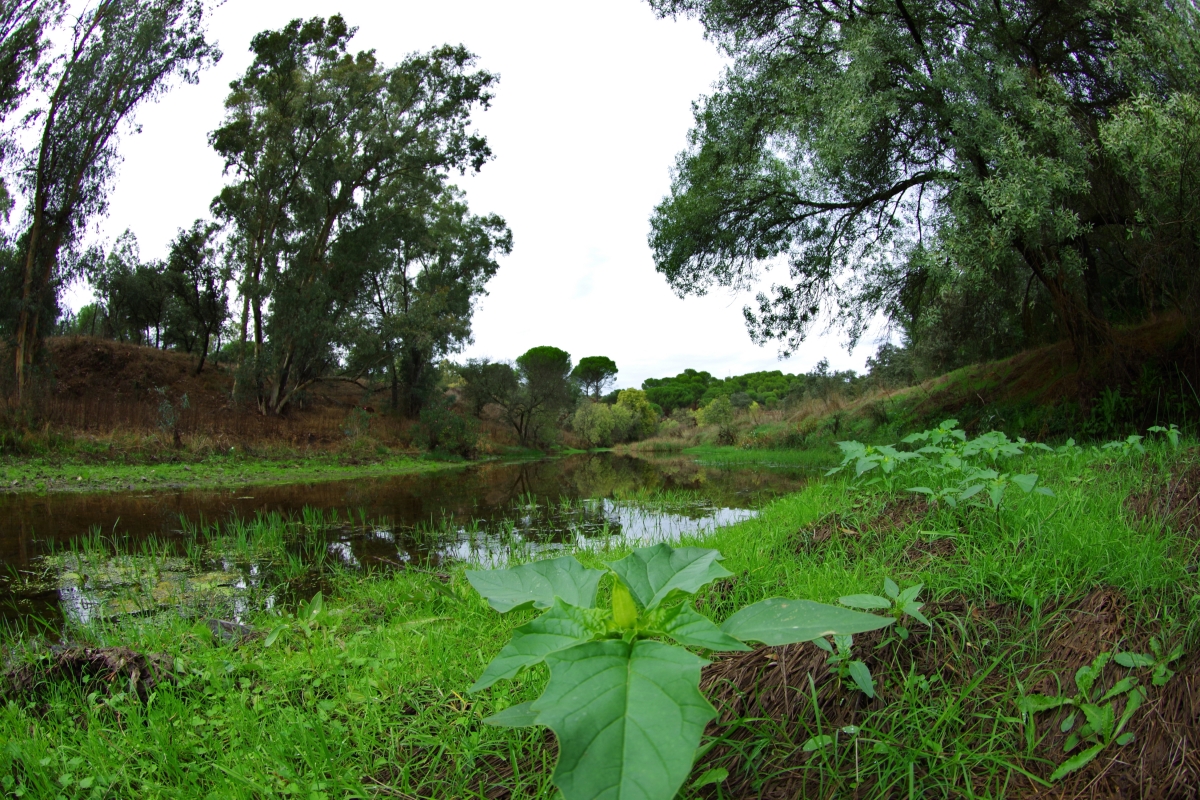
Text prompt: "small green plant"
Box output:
[[466, 544, 894, 800], [1019, 652, 1147, 781], [826, 441, 920, 491], [264, 591, 339, 669], [829, 422, 1054, 511], [1102, 434, 1146, 456], [812, 633, 875, 697], [1147, 424, 1182, 450], [839, 577, 930, 640], [1116, 635, 1185, 687]]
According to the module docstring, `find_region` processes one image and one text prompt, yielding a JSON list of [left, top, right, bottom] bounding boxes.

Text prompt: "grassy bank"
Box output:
[[1, 436, 1197, 797], [0, 450, 474, 494]]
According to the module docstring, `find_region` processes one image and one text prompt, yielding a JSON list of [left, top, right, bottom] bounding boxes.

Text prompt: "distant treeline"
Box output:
[[639, 344, 911, 414]]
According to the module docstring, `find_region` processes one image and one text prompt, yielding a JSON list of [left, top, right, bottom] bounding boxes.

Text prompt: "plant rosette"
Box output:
[[466, 543, 894, 800]]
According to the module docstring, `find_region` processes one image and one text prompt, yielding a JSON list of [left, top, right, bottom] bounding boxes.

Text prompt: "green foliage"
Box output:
[[1115, 635, 1186, 688], [641, 362, 865, 413], [696, 394, 735, 444], [572, 400, 617, 447], [346, 188, 511, 417], [615, 388, 657, 439], [827, 421, 1055, 511], [839, 577, 930, 641], [212, 15, 497, 414], [12, 0, 219, 393], [164, 219, 228, 373], [462, 347, 575, 447], [812, 634, 875, 698], [415, 395, 478, 458], [571, 356, 618, 399], [1019, 651, 1151, 782], [468, 543, 892, 800], [647, 0, 1200, 368]]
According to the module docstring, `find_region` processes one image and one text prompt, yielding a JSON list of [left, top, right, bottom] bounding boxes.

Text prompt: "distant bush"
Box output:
[[697, 395, 736, 444], [616, 389, 657, 439], [572, 401, 616, 447], [416, 397, 478, 458]]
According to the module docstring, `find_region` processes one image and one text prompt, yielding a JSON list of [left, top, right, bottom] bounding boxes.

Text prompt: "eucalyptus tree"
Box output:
[[347, 183, 510, 416], [0, 0, 59, 216], [164, 220, 227, 373], [211, 15, 496, 415], [648, 0, 1200, 371], [11, 0, 217, 398]]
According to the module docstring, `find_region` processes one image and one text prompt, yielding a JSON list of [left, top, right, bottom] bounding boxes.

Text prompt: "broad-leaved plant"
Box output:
[[467, 544, 894, 800]]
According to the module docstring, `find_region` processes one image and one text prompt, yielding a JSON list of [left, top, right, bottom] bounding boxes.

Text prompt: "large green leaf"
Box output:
[[535, 639, 716, 800], [607, 544, 732, 610], [720, 598, 893, 645], [482, 701, 538, 728], [646, 603, 751, 652], [466, 556, 605, 613], [470, 600, 608, 691]]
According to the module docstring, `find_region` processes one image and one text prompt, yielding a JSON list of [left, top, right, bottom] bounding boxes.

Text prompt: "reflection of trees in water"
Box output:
[[565, 454, 658, 500]]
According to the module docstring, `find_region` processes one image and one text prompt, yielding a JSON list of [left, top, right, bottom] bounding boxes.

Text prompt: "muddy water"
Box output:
[[0, 452, 808, 627]]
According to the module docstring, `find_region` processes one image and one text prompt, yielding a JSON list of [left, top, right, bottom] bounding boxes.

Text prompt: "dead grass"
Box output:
[[2, 337, 416, 451]]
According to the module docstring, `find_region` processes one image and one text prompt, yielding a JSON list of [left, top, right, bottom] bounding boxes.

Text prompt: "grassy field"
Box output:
[[1, 435, 1197, 798]]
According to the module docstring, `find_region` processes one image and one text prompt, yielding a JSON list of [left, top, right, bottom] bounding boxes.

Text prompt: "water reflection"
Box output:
[[1, 452, 807, 627]]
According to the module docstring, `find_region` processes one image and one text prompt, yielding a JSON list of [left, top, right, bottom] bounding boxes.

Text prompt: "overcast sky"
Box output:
[[74, 0, 872, 388]]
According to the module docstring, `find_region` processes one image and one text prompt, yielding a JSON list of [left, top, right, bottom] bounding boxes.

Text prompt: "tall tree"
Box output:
[[347, 183, 510, 416], [0, 0, 59, 216], [164, 220, 227, 374], [648, 0, 1200, 372], [211, 15, 496, 415], [571, 355, 618, 400], [11, 0, 217, 397]]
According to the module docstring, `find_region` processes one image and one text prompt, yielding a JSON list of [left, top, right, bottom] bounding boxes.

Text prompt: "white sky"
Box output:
[[72, 0, 871, 388]]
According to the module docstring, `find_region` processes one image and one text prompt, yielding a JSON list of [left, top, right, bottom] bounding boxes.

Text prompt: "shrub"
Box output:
[[697, 394, 736, 444], [415, 397, 477, 458], [616, 388, 658, 439], [572, 401, 616, 447]]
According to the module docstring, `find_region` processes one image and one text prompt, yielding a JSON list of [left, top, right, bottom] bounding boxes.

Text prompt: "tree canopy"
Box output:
[[571, 355, 618, 399], [9, 0, 218, 396], [211, 15, 500, 414], [649, 0, 1200, 373]]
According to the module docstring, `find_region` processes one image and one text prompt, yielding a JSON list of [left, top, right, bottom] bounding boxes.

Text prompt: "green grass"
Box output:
[[681, 443, 839, 470], [1, 441, 1196, 798], [0, 451, 469, 494]]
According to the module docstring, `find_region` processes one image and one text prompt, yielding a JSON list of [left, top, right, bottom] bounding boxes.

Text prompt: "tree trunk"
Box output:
[[195, 328, 210, 375], [1019, 243, 1114, 372]]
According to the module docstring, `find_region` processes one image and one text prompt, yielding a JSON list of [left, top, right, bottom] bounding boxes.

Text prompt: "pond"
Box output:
[[0, 452, 809, 631]]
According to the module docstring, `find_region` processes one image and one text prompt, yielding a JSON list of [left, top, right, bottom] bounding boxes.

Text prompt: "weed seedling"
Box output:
[[812, 633, 875, 697], [839, 577, 930, 640], [1116, 634, 1185, 686], [1019, 651, 1147, 781]]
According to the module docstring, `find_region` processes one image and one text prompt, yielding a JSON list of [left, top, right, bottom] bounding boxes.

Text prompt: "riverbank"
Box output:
[[0, 451, 471, 494], [1, 431, 1196, 798]]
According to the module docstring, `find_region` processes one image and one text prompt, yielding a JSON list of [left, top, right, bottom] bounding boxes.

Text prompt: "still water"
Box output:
[[0, 452, 808, 628]]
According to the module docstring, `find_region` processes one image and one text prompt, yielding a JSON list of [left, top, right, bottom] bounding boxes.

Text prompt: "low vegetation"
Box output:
[[2, 426, 1196, 797]]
